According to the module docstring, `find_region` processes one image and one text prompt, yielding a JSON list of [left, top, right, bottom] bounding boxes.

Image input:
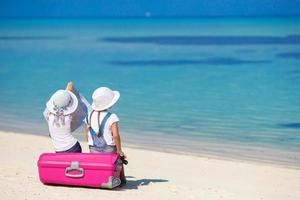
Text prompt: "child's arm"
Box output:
[[112, 122, 126, 158], [66, 81, 82, 100], [66, 81, 74, 92], [85, 125, 89, 141]]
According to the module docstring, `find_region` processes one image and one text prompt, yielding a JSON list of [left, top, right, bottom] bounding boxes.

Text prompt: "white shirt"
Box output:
[[86, 111, 119, 146], [44, 109, 78, 152]]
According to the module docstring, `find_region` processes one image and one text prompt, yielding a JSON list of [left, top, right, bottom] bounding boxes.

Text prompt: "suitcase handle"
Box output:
[[65, 161, 84, 178]]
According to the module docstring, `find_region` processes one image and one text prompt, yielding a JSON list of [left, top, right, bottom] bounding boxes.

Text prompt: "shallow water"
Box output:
[[0, 17, 299, 163]]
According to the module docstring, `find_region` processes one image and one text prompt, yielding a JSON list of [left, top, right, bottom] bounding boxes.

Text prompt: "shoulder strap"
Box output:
[[87, 110, 95, 127], [98, 112, 112, 136]]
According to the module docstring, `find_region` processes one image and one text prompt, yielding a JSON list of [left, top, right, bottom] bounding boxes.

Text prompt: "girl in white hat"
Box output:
[[85, 86, 126, 184], [44, 82, 82, 153]]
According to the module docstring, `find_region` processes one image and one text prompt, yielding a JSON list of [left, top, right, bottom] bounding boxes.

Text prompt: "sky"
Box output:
[[0, 0, 300, 18]]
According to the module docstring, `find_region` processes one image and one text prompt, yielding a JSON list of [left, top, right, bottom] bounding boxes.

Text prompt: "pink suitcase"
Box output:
[[37, 153, 122, 189]]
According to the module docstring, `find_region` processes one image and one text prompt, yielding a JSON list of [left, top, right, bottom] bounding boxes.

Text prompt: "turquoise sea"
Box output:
[[0, 17, 299, 165]]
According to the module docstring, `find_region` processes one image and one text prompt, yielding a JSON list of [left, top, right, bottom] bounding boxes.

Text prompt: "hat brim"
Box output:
[[91, 91, 120, 111], [46, 90, 79, 115]]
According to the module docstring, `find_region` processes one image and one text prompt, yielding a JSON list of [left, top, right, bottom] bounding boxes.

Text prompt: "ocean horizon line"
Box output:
[[1, 15, 300, 20]]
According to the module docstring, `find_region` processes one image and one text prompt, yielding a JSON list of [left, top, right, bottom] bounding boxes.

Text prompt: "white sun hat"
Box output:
[[91, 87, 120, 111], [46, 90, 78, 115]]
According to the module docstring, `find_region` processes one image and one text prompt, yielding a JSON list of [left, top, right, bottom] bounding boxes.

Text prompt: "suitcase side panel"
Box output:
[[38, 166, 115, 187], [37, 153, 122, 188]]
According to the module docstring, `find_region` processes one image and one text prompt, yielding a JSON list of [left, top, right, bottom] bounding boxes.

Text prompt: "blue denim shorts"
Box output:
[[89, 145, 117, 153], [56, 141, 82, 153]]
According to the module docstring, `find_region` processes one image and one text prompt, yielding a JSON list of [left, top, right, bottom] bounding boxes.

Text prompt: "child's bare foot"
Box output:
[[66, 82, 74, 91]]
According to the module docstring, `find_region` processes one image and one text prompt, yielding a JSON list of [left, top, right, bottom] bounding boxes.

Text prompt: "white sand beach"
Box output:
[[0, 131, 299, 200]]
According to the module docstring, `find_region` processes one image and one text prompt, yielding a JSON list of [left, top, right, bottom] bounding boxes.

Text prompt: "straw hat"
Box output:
[[91, 87, 120, 111], [46, 90, 78, 115]]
